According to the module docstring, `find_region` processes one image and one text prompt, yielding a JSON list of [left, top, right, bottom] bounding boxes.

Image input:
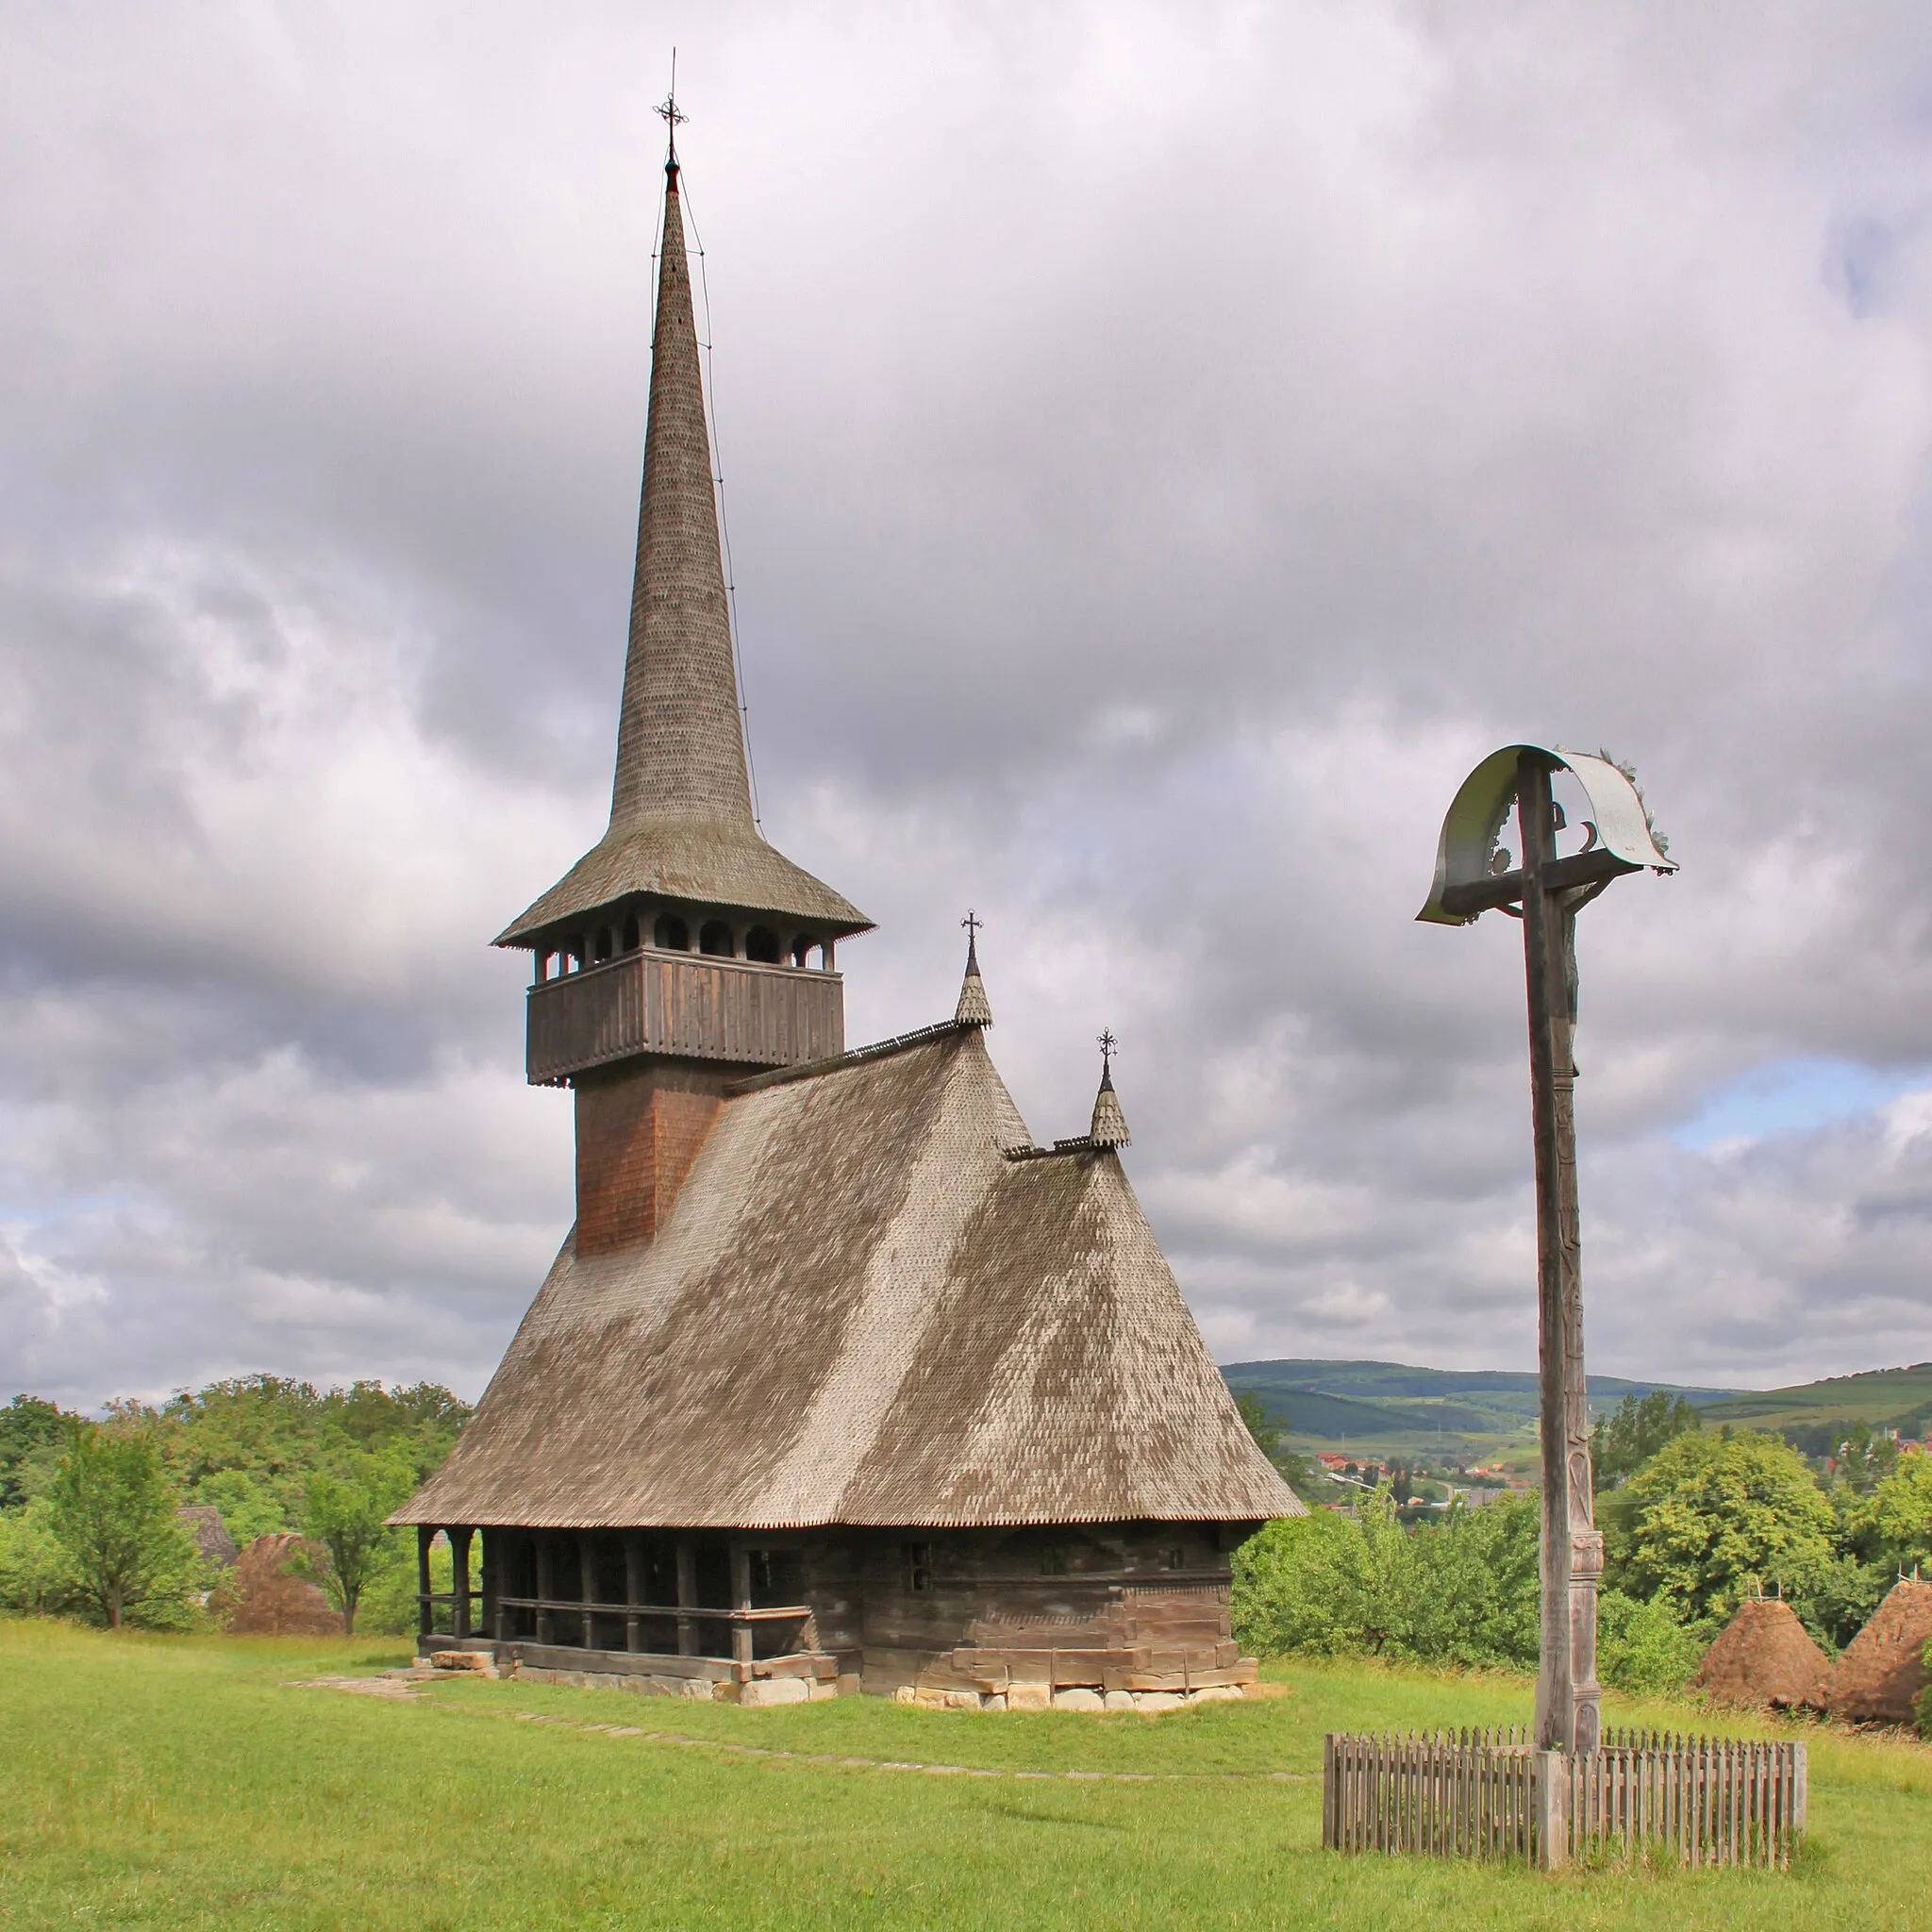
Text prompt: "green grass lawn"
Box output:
[[3, 1619, 1927, 1930]]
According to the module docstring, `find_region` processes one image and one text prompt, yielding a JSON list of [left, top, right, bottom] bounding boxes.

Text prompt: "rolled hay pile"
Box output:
[[1693, 1595, 1829, 1709], [211, 1533, 341, 1638], [1825, 1576, 1932, 1727]]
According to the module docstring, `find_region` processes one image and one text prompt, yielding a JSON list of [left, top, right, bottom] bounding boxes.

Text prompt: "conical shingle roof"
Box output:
[[955, 926, 992, 1027], [401, 1025, 1300, 1529], [497, 158, 867, 946]]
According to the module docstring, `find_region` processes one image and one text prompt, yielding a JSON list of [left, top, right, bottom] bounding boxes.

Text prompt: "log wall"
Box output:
[[425, 1523, 1255, 1695]]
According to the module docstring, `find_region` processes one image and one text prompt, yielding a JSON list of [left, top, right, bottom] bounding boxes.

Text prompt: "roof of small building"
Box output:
[[401, 1024, 1301, 1531]]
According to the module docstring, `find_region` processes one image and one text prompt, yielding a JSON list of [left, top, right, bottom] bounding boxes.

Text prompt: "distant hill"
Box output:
[[1696, 1363, 1932, 1455], [1220, 1357, 1742, 1463], [1221, 1357, 1932, 1466]]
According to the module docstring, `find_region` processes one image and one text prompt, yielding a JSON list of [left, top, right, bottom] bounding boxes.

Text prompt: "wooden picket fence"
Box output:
[[1323, 1728, 1807, 1869]]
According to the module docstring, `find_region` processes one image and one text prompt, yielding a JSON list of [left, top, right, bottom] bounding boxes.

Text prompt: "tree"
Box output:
[[1608, 1429, 1836, 1624], [1842, 1452, 1932, 1583], [1592, 1391, 1701, 1491], [0, 1394, 73, 1508], [304, 1458, 412, 1637], [47, 1425, 198, 1628], [1235, 1392, 1283, 1461]]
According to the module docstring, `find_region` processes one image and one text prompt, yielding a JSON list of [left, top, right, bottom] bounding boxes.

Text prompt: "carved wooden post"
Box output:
[[416, 1524, 434, 1642], [535, 1534, 556, 1646], [1518, 755, 1599, 1756], [579, 1532, 597, 1649], [624, 1535, 645, 1653], [450, 1525, 474, 1641], [1420, 744, 1673, 1758], [730, 1543, 754, 1674], [675, 1538, 697, 1656]]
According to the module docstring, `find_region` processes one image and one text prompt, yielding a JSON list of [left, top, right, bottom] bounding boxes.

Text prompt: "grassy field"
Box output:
[[3, 1619, 1928, 1930]]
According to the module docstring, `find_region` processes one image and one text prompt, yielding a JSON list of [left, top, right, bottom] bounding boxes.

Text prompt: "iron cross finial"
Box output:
[[961, 909, 983, 941], [656, 49, 688, 163], [1097, 1028, 1118, 1072]]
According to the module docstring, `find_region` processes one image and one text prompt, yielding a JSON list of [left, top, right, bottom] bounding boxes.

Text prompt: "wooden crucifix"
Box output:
[[1419, 743, 1674, 1756]]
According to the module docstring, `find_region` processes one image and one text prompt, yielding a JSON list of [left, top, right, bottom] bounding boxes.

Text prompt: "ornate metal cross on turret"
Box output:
[[656, 56, 687, 165], [1419, 744, 1675, 1758], [1096, 1028, 1118, 1074]]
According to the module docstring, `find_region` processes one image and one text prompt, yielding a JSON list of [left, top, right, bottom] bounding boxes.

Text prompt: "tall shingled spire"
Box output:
[[495, 127, 868, 952], [609, 152, 752, 832]]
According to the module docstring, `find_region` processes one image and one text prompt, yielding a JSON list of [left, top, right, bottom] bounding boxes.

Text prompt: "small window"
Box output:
[[1166, 1548, 1186, 1572], [621, 915, 640, 952], [744, 925, 780, 964], [1039, 1543, 1068, 1578], [791, 934, 818, 968], [699, 920, 734, 957], [654, 914, 690, 951], [905, 1542, 932, 1592], [594, 925, 613, 962]]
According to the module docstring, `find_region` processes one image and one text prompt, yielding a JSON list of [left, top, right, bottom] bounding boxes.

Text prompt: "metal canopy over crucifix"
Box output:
[[1418, 744, 1675, 1757]]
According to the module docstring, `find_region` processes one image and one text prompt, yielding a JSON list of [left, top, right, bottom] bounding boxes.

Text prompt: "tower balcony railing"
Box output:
[[527, 944, 844, 1084]]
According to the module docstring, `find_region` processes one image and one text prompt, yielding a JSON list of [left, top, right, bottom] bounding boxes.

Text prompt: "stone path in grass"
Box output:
[[285, 1677, 1312, 1784]]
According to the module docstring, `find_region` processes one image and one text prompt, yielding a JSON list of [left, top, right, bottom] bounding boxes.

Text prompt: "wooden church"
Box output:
[[397, 132, 1300, 1707]]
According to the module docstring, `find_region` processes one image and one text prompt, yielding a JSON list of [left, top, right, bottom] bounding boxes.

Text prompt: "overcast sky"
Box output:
[[6, 2, 1932, 1408]]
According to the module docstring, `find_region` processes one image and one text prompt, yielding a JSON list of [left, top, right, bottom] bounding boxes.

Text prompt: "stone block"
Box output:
[[942, 1690, 981, 1711], [1007, 1683, 1053, 1712], [1053, 1688, 1105, 1712], [835, 1674, 864, 1699], [1136, 1691, 1186, 1714], [893, 1685, 918, 1705], [1190, 1686, 1242, 1705], [982, 1693, 1008, 1711], [429, 1650, 495, 1677], [1104, 1690, 1136, 1712], [741, 1678, 810, 1708]]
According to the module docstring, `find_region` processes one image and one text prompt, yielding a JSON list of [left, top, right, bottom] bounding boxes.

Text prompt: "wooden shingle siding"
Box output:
[[528, 949, 845, 1083]]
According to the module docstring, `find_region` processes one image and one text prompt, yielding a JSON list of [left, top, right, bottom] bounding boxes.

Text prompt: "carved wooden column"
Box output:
[[535, 1534, 556, 1646], [450, 1526, 474, 1641], [1518, 756, 1600, 1756], [730, 1544, 754, 1673], [579, 1533, 597, 1649], [675, 1539, 697, 1656], [416, 1524, 434, 1642], [624, 1535, 645, 1654]]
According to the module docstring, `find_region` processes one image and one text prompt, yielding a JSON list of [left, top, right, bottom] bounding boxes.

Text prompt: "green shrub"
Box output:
[[1234, 1489, 1543, 1671], [1597, 1587, 1706, 1694], [0, 1498, 75, 1614]]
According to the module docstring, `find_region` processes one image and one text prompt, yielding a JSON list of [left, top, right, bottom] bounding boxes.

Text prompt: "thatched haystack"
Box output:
[[1693, 1596, 1829, 1709], [1825, 1577, 1932, 1727], [212, 1534, 341, 1637]]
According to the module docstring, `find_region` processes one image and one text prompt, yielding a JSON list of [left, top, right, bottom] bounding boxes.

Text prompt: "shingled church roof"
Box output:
[[496, 154, 867, 947], [404, 1024, 1301, 1529]]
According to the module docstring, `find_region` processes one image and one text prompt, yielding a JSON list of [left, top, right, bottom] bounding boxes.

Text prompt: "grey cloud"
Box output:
[[5, 1, 1932, 1407]]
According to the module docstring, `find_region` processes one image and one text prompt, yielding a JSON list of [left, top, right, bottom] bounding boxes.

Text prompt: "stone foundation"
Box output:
[[898, 1682, 1246, 1713]]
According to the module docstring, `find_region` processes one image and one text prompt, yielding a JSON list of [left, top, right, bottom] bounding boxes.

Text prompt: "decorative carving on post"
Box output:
[[1419, 743, 1674, 1755]]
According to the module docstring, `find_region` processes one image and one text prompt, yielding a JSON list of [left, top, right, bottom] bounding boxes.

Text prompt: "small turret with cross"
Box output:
[[1090, 1029, 1130, 1147]]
